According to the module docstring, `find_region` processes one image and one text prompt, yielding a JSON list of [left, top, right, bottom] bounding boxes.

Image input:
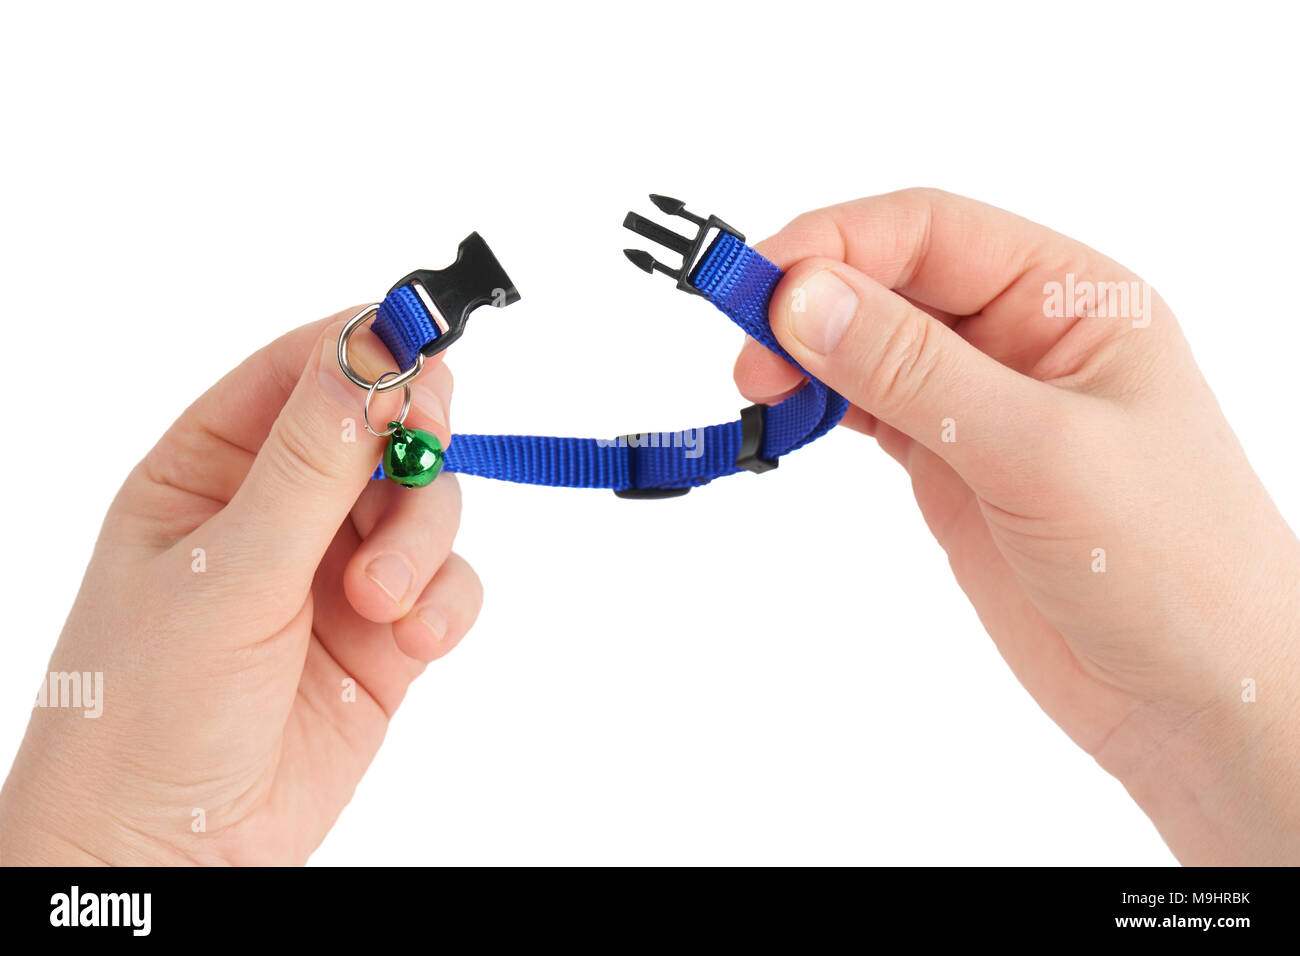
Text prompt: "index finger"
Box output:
[[754, 187, 1111, 317]]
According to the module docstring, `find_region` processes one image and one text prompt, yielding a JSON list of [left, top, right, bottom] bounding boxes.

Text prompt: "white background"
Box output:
[[1, 1, 1296, 865]]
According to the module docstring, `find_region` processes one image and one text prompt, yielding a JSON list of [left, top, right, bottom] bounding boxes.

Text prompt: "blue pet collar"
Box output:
[[337, 195, 849, 497]]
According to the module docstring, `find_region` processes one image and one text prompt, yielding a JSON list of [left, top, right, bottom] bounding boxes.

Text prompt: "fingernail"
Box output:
[[791, 271, 857, 355], [416, 605, 448, 643], [411, 382, 447, 431], [366, 553, 414, 604]]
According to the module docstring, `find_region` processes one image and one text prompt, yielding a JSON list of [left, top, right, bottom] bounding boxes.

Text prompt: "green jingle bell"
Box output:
[[383, 422, 444, 489]]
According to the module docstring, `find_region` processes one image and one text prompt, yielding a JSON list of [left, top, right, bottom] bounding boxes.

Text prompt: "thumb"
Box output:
[[770, 257, 1060, 487], [212, 315, 417, 584]]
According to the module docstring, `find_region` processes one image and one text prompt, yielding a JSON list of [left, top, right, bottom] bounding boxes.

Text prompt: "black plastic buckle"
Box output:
[[388, 232, 521, 358], [736, 403, 778, 474], [622, 194, 744, 296]]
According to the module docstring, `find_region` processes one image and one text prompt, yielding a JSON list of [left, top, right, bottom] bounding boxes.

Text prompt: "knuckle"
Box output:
[[779, 209, 847, 256], [439, 471, 463, 516], [862, 308, 940, 419], [444, 551, 481, 599], [895, 185, 948, 204], [266, 419, 341, 487], [457, 557, 485, 617], [412, 485, 462, 560]]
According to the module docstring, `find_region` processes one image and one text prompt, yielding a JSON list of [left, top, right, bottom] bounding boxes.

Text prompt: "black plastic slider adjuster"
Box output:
[[613, 433, 692, 499], [388, 231, 521, 358], [622, 194, 744, 296], [736, 404, 778, 474]]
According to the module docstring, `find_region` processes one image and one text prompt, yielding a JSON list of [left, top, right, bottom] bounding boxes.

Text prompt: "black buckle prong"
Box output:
[[623, 194, 743, 296], [388, 232, 520, 358]]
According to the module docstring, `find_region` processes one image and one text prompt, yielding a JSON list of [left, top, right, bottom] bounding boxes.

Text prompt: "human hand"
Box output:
[[0, 311, 481, 864], [734, 189, 1300, 864]]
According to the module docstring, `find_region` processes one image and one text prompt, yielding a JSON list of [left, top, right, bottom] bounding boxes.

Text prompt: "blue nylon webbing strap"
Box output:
[[374, 285, 439, 369], [368, 232, 848, 490]]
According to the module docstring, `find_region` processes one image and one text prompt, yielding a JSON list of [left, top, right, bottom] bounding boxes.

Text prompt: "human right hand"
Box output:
[[734, 188, 1300, 864]]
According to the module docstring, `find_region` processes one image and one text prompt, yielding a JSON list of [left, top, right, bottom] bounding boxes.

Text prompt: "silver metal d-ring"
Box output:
[[337, 303, 426, 393], [363, 371, 412, 438]]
